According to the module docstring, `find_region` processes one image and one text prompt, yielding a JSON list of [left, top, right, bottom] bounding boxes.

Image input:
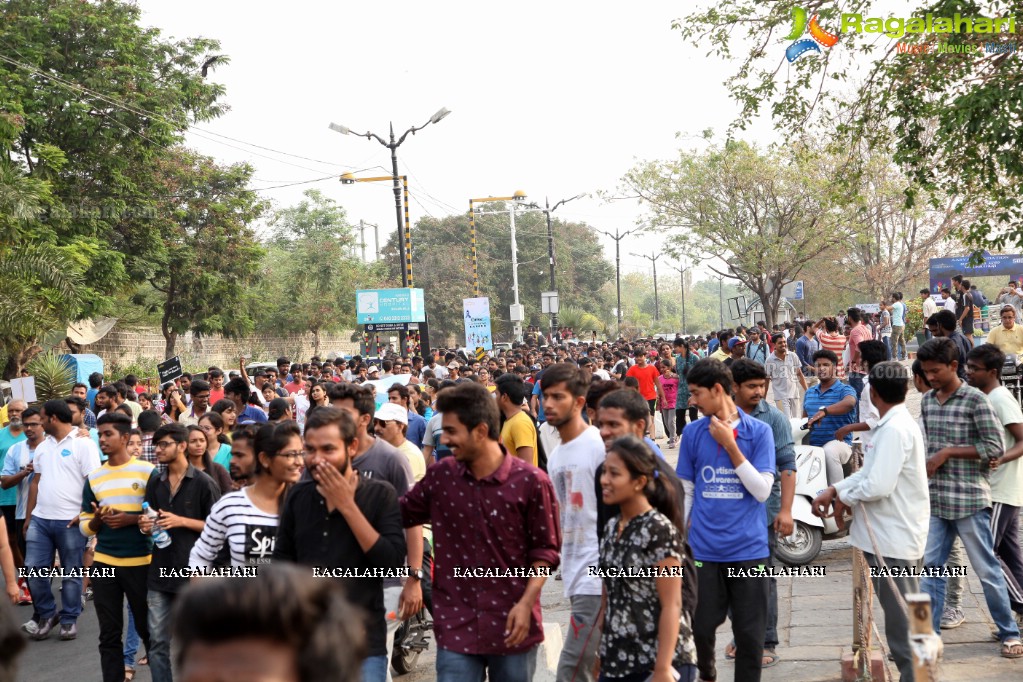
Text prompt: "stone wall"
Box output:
[[77, 325, 360, 370]]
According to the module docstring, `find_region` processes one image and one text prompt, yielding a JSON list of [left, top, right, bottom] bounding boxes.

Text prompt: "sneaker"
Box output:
[[21, 618, 39, 636], [59, 623, 77, 641], [84, 587, 94, 601], [33, 615, 59, 640], [940, 606, 965, 629]]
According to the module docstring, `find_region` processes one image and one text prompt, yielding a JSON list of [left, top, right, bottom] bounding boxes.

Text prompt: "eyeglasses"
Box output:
[[373, 419, 394, 429], [275, 451, 306, 461], [22, 422, 43, 429], [154, 440, 179, 449]]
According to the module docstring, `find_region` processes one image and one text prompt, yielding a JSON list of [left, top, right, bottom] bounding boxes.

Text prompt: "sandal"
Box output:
[[724, 639, 736, 659], [138, 656, 148, 666], [762, 649, 780, 667], [1001, 638, 1023, 659], [124, 667, 135, 682]]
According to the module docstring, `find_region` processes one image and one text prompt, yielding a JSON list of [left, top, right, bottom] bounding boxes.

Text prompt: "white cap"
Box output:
[[374, 402, 407, 425], [367, 365, 380, 375]]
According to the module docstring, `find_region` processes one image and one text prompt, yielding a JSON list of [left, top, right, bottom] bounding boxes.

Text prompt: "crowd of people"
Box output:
[[0, 280, 1021, 682]]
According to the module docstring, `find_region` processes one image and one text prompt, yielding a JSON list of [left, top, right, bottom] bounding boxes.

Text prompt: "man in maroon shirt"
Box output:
[[625, 349, 666, 440], [400, 382, 561, 682]]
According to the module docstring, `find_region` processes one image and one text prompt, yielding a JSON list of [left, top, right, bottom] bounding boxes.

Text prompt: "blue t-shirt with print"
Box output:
[[676, 410, 775, 563]]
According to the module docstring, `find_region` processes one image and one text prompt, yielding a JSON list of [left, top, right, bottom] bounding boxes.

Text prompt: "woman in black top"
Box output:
[[598, 436, 697, 682]]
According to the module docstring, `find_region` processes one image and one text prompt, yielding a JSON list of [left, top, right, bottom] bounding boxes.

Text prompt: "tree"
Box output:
[[674, 0, 1023, 254], [0, 0, 230, 364], [138, 148, 267, 358], [619, 140, 848, 328], [382, 207, 614, 343], [256, 190, 388, 354]]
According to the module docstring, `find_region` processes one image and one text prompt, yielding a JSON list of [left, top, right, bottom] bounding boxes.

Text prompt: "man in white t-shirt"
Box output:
[[373, 403, 426, 482], [763, 334, 807, 418], [965, 344, 1023, 623], [540, 362, 604, 681], [23, 399, 101, 641]]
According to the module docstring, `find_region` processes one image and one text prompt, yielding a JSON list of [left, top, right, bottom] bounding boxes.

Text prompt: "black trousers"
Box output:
[[92, 562, 151, 682], [676, 406, 698, 429], [694, 558, 769, 682]]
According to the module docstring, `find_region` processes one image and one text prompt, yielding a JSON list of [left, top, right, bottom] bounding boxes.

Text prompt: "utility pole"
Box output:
[[510, 201, 522, 342], [632, 251, 663, 322], [599, 227, 637, 339], [542, 194, 584, 339], [670, 262, 688, 335], [718, 276, 724, 329], [358, 219, 366, 262]]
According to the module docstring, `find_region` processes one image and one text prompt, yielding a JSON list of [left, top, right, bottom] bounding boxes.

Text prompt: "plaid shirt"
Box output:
[[140, 433, 165, 475], [921, 382, 1004, 519]]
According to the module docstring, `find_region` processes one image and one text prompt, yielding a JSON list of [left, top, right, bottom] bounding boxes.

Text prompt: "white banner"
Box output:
[[463, 297, 493, 351]]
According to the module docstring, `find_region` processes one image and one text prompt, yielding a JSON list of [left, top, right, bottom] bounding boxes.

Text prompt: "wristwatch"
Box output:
[[408, 567, 424, 581]]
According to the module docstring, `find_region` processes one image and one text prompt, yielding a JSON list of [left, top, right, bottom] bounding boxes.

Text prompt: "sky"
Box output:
[[134, 0, 792, 284]]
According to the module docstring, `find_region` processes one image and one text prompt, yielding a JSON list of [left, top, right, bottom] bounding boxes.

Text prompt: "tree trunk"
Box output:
[[754, 286, 777, 329], [3, 343, 43, 380], [312, 328, 321, 357], [161, 308, 177, 360]]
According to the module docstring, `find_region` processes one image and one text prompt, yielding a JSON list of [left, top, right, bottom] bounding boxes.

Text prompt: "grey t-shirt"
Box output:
[[354, 437, 413, 494]]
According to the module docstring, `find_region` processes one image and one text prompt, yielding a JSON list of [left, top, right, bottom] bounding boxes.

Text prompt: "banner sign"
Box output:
[[463, 297, 493, 351], [929, 253, 1023, 293], [356, 288, 426, 324], [364, 322, 419, 332], [157, 356, 183, 384], [781, 280, 804, 300]]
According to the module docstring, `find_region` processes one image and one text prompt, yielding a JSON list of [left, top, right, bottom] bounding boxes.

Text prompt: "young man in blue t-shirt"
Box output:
[[677, 358, 775, 682]]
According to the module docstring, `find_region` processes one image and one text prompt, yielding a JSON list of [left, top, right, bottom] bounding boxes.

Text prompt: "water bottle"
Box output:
[[142, 502, 172, 549]]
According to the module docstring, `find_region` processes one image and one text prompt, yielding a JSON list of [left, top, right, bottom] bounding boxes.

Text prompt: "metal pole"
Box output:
[[546, 197, 558, 338], [359, 219, 366, 262], [402, 176, 413, 287], [374, 222, 380, 261], [653, 255, 659, 322], [719, 276, 724, 328], [388, 123, 408, 289], [615, 228, 622, 338], [681, 268, 687, 335], [510, 202, 522, 342], [469, 200, 480, 296]]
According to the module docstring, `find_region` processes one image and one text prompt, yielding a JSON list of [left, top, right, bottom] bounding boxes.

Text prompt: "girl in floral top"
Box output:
[[598, 436, 697, 682]]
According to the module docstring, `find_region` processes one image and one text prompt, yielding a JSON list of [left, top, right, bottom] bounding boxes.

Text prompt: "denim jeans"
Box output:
[[846, 373, 865, 420], [124, 608, 140, 668], [921, 510, 1021, 640], [881, 335, 892, 360], [147, 589, 176, 682], [436, 646, 537, 682], [25, 516, 87, 624], [361, 654, 388, 682]]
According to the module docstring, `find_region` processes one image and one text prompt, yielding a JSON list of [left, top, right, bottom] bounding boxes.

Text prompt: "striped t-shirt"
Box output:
[[188, 488, 279, 567], [815, 331, 848, 380], [80, 457, 156, 566]]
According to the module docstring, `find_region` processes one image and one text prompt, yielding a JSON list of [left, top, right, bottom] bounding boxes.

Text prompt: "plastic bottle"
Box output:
[[142, 502, 172, 549]]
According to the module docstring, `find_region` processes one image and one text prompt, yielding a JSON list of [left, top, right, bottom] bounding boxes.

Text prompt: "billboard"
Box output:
[[463, 297, 493, 351], [929, 253, 1023, 293], [356, 288, 426, 324]]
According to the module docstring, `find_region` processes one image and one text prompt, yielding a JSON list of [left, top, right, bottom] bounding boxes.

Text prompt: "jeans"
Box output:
[[361, 655, 388, 682], [891, 326, 906, 360], [846, 373, 865, 419], [991, 503, 1023, 612], [93, 562, 149, 682], [25, 516, 87, 624], [125, 608, 140, 668], [694, 558, 769, 682], [921, 510, 1020, 640], [881, 335, 892, 360], [147, 589, 176, 682], [865, 552, 920, 682], [944, 538, 967, 609], [557, 594, 602, 682], [436, 646, 537, 682]]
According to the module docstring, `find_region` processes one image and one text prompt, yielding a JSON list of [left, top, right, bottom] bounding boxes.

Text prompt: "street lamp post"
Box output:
[[329, 107, 450, 288], [542, 194, 584, 339], [598, 227, 638, 339], [632, 251, 662, 323], [341, 174, 412, 280], [474, 192, 529, 342]]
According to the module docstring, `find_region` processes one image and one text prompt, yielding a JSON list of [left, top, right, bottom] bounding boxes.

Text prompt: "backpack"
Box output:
[[525, 411, 548, 472]]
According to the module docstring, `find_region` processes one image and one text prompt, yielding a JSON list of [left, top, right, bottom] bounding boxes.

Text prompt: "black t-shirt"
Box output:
[[273, 478, 406, 657]]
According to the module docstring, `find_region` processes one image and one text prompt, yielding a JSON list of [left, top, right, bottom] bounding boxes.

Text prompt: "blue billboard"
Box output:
[[356, 288, 426, 324], [929, 253, 1023, 293]]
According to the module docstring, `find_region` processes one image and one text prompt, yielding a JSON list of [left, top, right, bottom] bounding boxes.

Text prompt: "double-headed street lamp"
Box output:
[[340, 173, 413, 284], [598, 227, 639, 338], [329, 107, 451, 288]]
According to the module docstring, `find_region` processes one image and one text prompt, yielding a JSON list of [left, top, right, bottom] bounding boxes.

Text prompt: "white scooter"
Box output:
[[774, 418, 848, 566]]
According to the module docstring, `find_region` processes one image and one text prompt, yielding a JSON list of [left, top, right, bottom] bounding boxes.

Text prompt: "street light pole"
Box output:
[[599, 227, 637, 339], [543, 194, 584, 339], [509, 201, 522, 342], [632, 252, 662, 322], [719, 276, 724, 329], [329, 107, 450, 288]]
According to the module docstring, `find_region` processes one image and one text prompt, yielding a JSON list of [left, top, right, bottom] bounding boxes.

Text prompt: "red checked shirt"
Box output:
[[400, 448, 561, 655]]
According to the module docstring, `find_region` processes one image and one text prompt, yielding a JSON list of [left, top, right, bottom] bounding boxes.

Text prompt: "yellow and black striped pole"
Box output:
[[469, 199, 480, 296], [402, 176, 413, 287]]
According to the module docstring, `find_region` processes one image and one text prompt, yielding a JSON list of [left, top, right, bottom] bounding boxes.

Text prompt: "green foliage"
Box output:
[[619, 140, 848, 328], [256, 190, 385, 346], [904, 296, 925, 339], [673, 0, 1023, 255], [26, 351, 75, 402]]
